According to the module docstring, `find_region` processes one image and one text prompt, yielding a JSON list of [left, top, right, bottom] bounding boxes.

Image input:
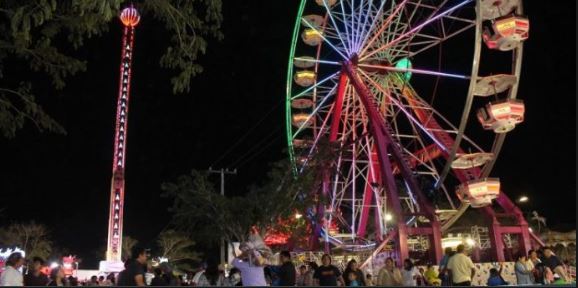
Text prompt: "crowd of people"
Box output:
[[0, 243, 574, 286]]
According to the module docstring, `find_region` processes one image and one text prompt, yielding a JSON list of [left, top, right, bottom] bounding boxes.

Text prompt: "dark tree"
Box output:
[[0, 0, 222, 137]]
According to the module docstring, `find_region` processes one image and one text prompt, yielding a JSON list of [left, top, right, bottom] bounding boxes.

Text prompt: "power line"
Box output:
[[209, 98, 284, 168], [233, 133, 283, 169], [228, 126, 282, 168]]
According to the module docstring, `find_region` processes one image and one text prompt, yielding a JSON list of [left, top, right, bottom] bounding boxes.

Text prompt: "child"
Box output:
[[347, 271, 360, 287], [487, 265, 509, 286], [424, 264, 441, 286]]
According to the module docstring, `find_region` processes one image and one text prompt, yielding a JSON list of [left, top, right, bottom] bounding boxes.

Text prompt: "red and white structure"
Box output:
[[104, 6, 140, 266], [286, 0, 542, 266]]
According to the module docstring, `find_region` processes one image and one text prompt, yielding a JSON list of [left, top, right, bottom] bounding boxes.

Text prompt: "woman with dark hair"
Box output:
[[343, 259, 366, 286], [401, 259, 420, 286], [376, 257, 402, 286], [47, 266, 66, 286], [303, 261, 318, 286], [487, 264, 508, 286], [197, 260, 226, 286], [313, 254, 344, 286], [515, 253, 533, 285], [0, 252, 25, 286], [227, 267, 242, 286]]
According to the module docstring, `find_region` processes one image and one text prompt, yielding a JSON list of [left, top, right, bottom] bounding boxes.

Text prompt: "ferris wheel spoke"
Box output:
[[386, 0, 448, 60], [357, 69, 449, 152], [292, 84, 339, 138], [322, 0, 352, 55], [293, 57, 340, 66], [339, 0, 355, 53], [290, 71, 339, 100], [406, 21, 475, 58], [392, 2, 476, 59], [302, 17, 349, 60], [359, 63, 470, 79], [357, 0, 387, 54], [361, 0, 473, 61], [353, 0, 373, 52], [359, 0, 410, 57], [353, 0, 374, 53], [386, 76, 487, 153]]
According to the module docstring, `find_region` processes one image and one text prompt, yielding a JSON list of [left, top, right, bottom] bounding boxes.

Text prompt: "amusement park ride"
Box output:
[[285, 0, 542, 265], [100, 6, 140, 272]]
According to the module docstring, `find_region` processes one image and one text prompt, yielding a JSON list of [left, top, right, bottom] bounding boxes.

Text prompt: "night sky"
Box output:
[[0, 1, 574, 268]]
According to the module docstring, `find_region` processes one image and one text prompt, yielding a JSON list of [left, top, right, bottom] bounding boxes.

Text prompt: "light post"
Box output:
[[208, 167, 237, 266]]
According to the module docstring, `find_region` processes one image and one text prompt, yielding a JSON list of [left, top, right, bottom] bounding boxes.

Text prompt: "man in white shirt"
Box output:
[[0, 252, 25, 286], [232, 250, 267, 286], [446, 244, 476, 286]]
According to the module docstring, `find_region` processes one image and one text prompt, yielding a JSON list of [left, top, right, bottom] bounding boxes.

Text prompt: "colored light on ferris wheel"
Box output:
[[120, 7, 140, 27], [395, 58, 412, 81]]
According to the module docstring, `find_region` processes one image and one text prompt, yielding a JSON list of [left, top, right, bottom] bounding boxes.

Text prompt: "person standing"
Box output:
[[47, 267, 66, 286], [515, 253, 533, 285], [23, 257, 49, 286], [376, 257, 402, 286], [424, 264, 441, 286], [346, 271, 360, 286], [365, 274, 374, 286], [0, 252, 25, 286], [541, 246, 570, 283], [343, 259, 365, 286], [401, 259, 420, 286], [150, 268, 166, 286], [117, 246, 149, 286], [277, 251, 296, 286], [313, 254, 344, 286], [196, 260, 226, 287], [304, 262, 318, 286], [296, 265, 307, 286], [438, 247, 453, 286], [232, 249, 267, 286], [446, 244, 476, 286]]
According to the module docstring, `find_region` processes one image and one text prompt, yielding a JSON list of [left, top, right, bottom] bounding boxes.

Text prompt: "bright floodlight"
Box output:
[[385, 213, 393, 222], [50, 262, 59, 269], [518, 196, 529, 203], [466, 238, 476, 246]]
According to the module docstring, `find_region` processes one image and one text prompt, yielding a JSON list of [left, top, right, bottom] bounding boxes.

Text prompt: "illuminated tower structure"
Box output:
[[105, 6, 140, 264]]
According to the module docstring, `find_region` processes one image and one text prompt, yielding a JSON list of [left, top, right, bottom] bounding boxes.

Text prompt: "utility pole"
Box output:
[[208, 167, 237, 266]]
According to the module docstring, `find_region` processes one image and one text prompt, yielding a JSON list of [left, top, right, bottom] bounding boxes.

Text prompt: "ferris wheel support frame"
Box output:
[[343, 57, 443, 264]]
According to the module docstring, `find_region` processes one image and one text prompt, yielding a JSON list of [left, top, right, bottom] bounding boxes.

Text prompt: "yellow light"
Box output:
[[304, 29, 322, 37], [496, 19, 516, 33], [466, 238, 476, 246], [296, 70, 316, 79], [295, 213, 303, 219]]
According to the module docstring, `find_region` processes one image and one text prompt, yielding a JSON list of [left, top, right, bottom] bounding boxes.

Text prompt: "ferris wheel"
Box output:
[[285, 0, 537, 263]]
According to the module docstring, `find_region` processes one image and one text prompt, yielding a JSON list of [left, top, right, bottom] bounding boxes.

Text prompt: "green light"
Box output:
[[395, 58, 412, 81], [285, 0, 307, 175]]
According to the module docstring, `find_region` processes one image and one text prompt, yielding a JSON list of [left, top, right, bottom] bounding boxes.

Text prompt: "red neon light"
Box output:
[[106, 7, 139, 262]]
